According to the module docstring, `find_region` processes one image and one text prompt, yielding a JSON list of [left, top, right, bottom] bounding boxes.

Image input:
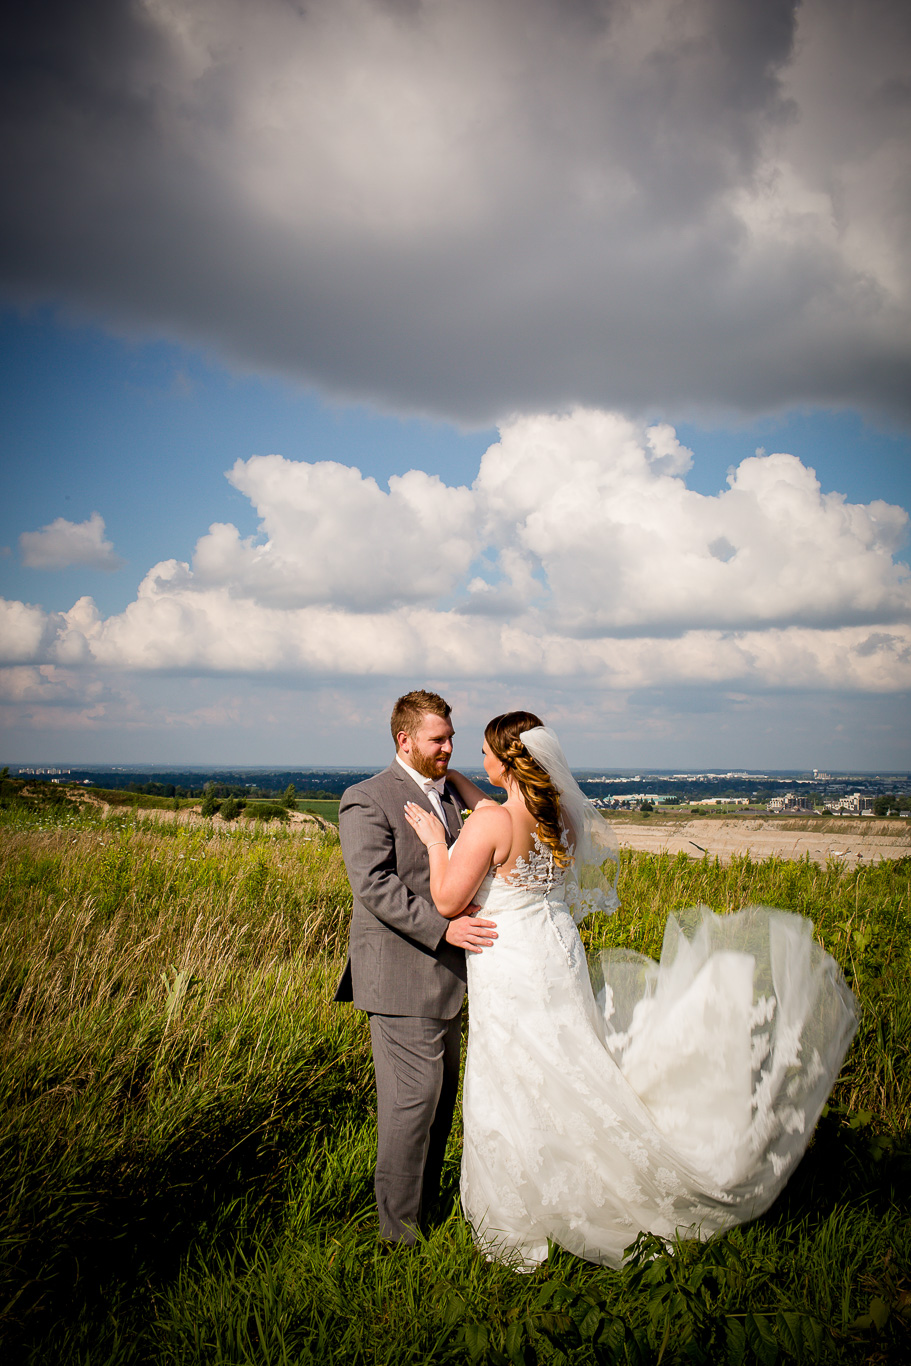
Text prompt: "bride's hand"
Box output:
[[404, 801, 446, 848]]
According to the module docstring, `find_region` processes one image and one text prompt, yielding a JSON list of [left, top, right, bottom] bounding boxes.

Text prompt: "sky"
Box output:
[[1, 0, 910, 771]]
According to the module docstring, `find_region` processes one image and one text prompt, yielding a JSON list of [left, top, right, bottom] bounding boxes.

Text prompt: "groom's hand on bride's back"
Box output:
[[445, 907, 497, 953]]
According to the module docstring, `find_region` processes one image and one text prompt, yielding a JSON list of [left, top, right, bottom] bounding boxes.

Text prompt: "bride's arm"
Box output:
[[404, 802, 511, 917], [446, 768, 500, 811]]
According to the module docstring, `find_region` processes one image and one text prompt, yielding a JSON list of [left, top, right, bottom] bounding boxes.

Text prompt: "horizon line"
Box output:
[[6, 762, 910, 780]]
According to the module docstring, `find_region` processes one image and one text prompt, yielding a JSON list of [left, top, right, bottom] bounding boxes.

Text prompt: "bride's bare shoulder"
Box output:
[[459, 802, 513, 859], [462, 803, 510, 833]]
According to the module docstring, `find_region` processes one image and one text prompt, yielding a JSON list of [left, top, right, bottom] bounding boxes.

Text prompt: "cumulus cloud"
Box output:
[[0, 663, 107, 716], [1, 411, 908, 698], [185, 410, 911, 636], [1, 0, 909, 421], [19, 512, 124, 572], [193, 457, 478, 609], [475, 411, 910, 634]]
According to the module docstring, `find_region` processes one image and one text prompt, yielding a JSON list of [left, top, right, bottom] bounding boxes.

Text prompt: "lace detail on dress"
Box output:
[[565, 874, 618, 923], [500, 827, 615, 924], [496, 831, 565, 893]]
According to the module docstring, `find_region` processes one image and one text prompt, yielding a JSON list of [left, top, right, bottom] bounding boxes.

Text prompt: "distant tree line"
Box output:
[[57, 768, 377, 796], [126, 782, 194, 798], [200, 783, 307, 821], [872, 793, 911, 815]]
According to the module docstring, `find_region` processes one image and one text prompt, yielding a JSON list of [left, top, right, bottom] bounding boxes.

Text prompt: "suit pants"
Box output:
[[368, 1010, 462, 1244]]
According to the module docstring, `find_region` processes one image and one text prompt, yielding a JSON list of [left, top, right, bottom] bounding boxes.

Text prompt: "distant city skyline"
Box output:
[[7, 762, 909, 783]]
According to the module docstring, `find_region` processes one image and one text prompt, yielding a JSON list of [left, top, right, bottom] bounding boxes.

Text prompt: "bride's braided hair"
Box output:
[[484, 711, 570, 867]]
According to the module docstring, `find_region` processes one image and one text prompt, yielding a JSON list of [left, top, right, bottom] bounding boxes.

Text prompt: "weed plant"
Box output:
[[0, 804, 908, 1363]]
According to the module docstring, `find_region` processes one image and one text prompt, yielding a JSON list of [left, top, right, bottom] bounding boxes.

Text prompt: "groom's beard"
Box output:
[[408, 743, 451, 782]]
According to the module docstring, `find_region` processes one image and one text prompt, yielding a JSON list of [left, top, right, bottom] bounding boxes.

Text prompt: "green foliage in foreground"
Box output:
[[0, 804, 909, 1363]]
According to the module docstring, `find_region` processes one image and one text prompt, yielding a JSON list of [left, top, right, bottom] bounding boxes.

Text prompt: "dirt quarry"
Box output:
[[610, 815, 911, 867]]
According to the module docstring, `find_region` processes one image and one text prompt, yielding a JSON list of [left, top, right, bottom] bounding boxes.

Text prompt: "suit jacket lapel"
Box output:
[[390, 762, 460, 844], [441, 781, 462, 842]]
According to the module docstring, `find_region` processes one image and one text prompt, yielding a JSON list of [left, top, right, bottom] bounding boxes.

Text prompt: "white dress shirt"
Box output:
[[395, 753, 448, 825]]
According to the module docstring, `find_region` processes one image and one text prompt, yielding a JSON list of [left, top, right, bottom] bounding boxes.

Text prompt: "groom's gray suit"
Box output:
[[336, 761, 466, 1243]]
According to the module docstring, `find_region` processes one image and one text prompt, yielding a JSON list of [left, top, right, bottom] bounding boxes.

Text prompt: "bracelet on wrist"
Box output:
[[427, 841, 446, 849]]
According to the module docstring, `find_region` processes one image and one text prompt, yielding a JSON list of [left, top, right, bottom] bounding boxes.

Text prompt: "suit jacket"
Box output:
[[335, 762, 467, 1017]]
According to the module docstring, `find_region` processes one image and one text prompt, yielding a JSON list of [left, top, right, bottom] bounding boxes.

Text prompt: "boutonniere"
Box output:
[[460, 807, 472, 820]]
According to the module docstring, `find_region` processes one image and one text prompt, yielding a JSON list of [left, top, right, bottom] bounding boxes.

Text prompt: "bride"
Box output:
[[403, 711, 858, 1270]]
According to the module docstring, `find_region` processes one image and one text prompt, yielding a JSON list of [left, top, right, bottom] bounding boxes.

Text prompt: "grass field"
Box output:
[[1, 797, 908, 1363], [296, 799, 341, 824]]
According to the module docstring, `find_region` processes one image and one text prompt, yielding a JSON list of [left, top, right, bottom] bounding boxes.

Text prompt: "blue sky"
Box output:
[[1, 0, 909, 770]]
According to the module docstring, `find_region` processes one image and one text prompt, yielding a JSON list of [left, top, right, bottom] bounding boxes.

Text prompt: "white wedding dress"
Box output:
[[459, 835, 858, 1270]]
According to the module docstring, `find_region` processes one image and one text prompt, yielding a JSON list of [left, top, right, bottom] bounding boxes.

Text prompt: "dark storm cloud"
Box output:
[[1, 0, 909, 423]]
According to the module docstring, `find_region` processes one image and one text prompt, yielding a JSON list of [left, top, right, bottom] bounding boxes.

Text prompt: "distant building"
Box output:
[[830, 792, 874, 815], [767, 793, 814, 813]]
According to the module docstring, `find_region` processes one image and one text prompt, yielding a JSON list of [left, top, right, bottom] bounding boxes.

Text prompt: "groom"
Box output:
[[335, 689, 497, 1245]]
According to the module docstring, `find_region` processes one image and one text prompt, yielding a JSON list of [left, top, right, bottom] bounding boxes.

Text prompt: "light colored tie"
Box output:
[[427, 784, 447, 828]]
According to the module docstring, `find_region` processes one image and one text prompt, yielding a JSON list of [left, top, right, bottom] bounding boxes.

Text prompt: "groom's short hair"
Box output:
[[391, 689, 452, 746]]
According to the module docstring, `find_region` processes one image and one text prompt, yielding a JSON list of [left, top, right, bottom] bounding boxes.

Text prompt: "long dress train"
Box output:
[[459, 839, 857, 1269]]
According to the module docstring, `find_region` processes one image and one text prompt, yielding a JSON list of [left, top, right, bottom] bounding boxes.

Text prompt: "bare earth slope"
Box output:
[[612, 816, 911, 866], [75, 790, 333, 833]]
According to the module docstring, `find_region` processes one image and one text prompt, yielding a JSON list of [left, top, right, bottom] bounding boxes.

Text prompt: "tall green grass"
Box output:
[[1, 805, 908, 1363]]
